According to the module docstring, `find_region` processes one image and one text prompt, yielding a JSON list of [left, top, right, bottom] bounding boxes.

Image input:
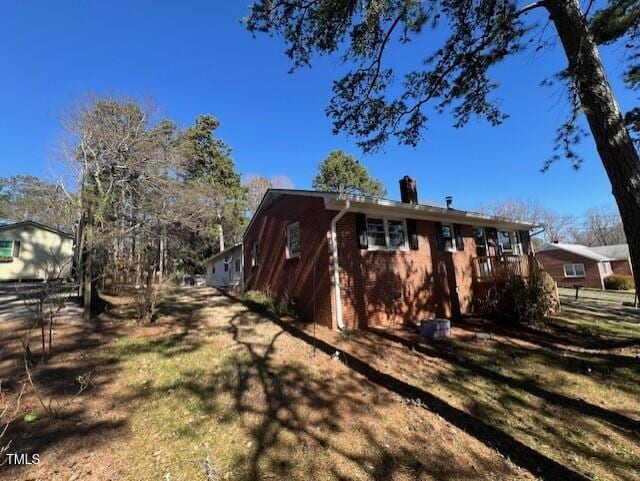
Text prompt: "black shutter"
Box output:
[[486, 227, 497, 245], [454, 224, 464, 251], [355, 213, 368, 249], [519, 230, 529, 254], [406, 219, 419, 250], [435, 222, 444, 251]]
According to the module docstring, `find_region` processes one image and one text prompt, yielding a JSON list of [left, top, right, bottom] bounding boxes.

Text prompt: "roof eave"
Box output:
[[324, 197, 538, 231], [205, 243, 242, 264]]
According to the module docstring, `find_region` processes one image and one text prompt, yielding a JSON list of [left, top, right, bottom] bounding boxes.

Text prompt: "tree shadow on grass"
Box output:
[[116, 290, 522, 480], [0, 286, 229, 479], [459, 314, 640, 351], [366, 327, 640, 438], [223, 291, 592, 481]]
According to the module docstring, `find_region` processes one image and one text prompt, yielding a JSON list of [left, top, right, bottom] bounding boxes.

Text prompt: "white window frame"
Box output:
[[286, 222, 301, 258], [563, 263, 585, 278], [600, 261, 612, 276], [441, 223, 456, 253], [497, 230, 513, 254], [512, 231, 524, 255], [473, 227, 487, 255], [0, 240, 16, 259], [366, 217, 409, 251]]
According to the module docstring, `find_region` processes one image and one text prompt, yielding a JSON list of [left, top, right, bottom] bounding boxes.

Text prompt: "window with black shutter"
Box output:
[[355, 213, 368, 249], [454, 224, 464, 251], [406, 219, 418, 250], [436, 222, 455, 252]]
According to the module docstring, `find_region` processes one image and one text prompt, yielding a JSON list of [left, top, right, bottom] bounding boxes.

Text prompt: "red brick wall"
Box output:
[[245, 193, 535, 330], [243, 195, 334, 328], [535, 250, 603, 289], [335, 215, 480, 329], [611, 259, 634, 277]]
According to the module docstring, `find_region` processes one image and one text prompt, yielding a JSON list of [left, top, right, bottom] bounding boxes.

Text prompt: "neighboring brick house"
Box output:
[[535, 243, 617, 289], [243, 177, 537, 330], [590, 244, 633, 278]]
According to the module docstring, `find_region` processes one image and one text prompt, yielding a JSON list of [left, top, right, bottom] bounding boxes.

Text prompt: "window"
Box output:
[[601, 262, 612, 275], [366, 217, 407, 250], [286, 222, 301, 258], [498, 231, 512, 253], [366, 218, 386, 248], [388, 220, 406, 248], [564, 263, 585, 278], [512, 231, 523, 255], [224, 257, 230, 272], [235, 259, 241, 272], [473, 228, 487, 256], [252, 242, 260, 267], [473, 227, 491, 277], [441, 224, 455, 252], [0, 240, 14, 258]]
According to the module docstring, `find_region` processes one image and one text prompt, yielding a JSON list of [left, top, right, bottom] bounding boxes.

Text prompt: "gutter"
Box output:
[[330, 200, 350, 330]]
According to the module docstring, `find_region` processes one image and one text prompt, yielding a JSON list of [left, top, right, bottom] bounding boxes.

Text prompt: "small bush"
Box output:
[[604, 274, 634, 290], [476, 276, 552, 325], [245, 290, 294, 317]]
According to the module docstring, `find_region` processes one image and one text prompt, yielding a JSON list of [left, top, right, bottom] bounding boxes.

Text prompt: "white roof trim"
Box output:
[[324, 195, 538, 230], [243, 189, 538, 238], [242, 189, 540, 238], [205, 243, 242, 264]]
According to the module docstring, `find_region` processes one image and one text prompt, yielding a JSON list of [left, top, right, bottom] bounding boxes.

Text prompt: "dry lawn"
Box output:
[[1, 287, 639, 481]]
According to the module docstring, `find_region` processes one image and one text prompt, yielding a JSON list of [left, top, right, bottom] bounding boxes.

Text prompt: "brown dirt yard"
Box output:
[[1, 287, 639, 481]]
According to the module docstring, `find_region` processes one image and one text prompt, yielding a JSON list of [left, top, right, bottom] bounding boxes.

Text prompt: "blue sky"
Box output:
[[0, 1, 636, 216]]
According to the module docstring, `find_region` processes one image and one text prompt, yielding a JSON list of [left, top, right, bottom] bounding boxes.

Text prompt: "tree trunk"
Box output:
[[546, 0, 640, 294], [75, 212, 86, 297], [82, 211, 94, 322], [218, 222, 225, 252], [158, 234, 165, 281]]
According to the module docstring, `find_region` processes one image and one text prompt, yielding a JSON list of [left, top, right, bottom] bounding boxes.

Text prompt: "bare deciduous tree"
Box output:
[[18, 252, 73, 365], [477, 198, 574, 246], [243, 173, 295, 214], [568, 205, 627, 246]]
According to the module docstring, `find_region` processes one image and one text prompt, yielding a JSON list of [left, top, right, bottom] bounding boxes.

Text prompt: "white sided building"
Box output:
[[205, 244, 243, 288]]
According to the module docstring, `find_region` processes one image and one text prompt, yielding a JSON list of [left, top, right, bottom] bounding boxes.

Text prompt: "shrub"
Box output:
[[476, 275, 552, 325], [245, 290, 294, 317], [604, 274, 634, 290]]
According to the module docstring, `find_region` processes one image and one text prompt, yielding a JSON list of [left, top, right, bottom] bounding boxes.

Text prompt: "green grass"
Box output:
[[104, 335, 255, 480], [88, 288, 640, 481]]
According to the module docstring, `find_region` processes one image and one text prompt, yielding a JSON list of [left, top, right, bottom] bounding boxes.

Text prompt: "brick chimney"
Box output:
[[399, 176, 418, 204]]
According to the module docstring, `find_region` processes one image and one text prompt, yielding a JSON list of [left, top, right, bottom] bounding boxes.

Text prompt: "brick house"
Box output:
[[243, 177, 538, 330], [535, 243, 617, 290], [590, 244, 633, 278]]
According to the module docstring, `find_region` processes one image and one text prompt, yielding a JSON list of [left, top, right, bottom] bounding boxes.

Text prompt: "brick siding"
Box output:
[[243, 195, 334, 328], [535, 250, 603, 289], [611, 259, 634, 277], [245, 192, 533, 329], [335, 214, 480, 328]]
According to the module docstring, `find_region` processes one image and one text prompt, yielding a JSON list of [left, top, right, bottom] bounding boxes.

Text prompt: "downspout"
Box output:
[[330, 200, 350, 330]]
